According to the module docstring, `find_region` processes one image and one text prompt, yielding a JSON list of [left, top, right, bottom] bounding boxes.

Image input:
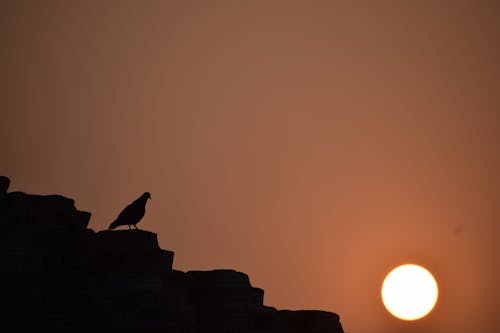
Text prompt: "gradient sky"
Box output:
[[1, 1, 500, 332]]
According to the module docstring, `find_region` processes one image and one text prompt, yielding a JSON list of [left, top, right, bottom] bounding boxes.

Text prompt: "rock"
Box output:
[[187, 269, 252, 287], [1, 191, 91, 233], [272, 310, 344, 333], [0, 177, 345, 333], [0, 175, 10, 194], [188, 270, 266, 332], [188, 270, 264, 311], [0, 182, 92, 253], [88, 230, 174, 273], [92, 229, 161, 251]]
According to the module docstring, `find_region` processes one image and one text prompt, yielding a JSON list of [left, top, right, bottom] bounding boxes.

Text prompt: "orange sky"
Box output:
[[1, 1, 500, 332]]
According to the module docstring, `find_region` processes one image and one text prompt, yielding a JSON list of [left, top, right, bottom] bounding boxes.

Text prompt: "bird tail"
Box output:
[[108, 220, 119, 230]]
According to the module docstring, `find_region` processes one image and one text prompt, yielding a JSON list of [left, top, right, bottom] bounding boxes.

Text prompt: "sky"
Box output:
[[1, 1, 500, 332]]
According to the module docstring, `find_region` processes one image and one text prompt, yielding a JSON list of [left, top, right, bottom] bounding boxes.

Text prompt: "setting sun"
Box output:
[[381, 264, 438, 321]]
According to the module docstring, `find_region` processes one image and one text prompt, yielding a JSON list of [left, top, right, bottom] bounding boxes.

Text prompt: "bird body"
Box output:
[[109, 192, 151, 230]]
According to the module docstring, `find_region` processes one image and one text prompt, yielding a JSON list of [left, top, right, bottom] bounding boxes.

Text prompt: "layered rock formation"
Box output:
[[0, 176, 344, 333]]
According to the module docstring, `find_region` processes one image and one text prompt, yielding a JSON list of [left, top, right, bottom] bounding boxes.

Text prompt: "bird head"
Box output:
[[143, 192, 151, 200]]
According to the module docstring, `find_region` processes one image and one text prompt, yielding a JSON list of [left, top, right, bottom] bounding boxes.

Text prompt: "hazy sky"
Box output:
[[1, 1, 500, 332]]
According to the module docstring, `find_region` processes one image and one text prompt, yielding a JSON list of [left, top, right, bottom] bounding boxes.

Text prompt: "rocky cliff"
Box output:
[[0, 176, 344, 333]]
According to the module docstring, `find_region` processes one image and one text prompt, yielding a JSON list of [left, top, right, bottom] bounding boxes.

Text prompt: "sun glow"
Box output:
[[381, 264, 438, 321]]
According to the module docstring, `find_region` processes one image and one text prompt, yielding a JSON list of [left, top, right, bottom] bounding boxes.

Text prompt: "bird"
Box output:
[[108, 192, 151, 230]]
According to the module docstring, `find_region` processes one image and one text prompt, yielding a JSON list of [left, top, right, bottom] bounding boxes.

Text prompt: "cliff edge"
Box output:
[[0, 176, 344, 333]]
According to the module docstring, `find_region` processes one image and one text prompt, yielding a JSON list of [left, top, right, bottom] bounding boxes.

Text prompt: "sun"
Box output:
[[381, 264, 438, 321]]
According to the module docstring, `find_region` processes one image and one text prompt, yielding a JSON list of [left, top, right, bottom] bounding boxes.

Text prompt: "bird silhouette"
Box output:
[[108, 192, 151, 230]]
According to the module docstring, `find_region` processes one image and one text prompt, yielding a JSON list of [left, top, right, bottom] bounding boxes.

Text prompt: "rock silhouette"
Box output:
[[0, 176, 345, 333], [109, 192, 151, 230], [0, 175, 9, 195]]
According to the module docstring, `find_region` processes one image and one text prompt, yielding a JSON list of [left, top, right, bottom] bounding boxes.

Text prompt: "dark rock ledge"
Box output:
[[0, 176, 344, 333]]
